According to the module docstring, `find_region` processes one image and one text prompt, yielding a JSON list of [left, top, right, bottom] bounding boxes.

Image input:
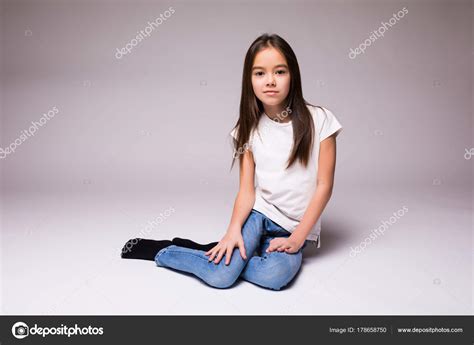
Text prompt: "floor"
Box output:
[[1, 184, 472, 315]]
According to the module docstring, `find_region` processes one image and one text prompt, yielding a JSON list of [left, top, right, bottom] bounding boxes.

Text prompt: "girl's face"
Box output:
[[251, 46, 291, 110]]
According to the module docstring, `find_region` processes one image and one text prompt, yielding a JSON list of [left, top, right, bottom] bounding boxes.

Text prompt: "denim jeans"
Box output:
[[154, 209, 309, 290]]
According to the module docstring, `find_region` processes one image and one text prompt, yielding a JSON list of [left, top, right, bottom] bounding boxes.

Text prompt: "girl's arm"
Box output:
[[227, 149, 256, 234], [289, 134, 338, 245]]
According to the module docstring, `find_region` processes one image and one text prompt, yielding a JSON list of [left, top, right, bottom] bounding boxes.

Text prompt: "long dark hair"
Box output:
[[230, 33, 317, 171]]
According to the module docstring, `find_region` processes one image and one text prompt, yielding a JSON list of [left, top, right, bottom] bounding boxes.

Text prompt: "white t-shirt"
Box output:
[[230, 104, 343, 249]]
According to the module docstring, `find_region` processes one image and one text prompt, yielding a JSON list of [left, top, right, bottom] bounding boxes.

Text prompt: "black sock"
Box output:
[[121, 238, 173, 261], [172, 237, 218, 252]]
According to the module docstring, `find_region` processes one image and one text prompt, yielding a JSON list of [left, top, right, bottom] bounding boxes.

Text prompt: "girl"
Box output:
[[121, 33, 343, 291]]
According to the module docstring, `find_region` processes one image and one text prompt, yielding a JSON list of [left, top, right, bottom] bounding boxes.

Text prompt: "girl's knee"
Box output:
[[204, 259, 245, 289], [205, 271, 239, 289], [258, 253, 302, 290]]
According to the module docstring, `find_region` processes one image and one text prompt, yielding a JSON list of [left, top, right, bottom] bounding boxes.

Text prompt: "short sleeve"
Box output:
[[229, 125, 254, 153], [230, 127, 238, 140], [318, 106, 343, 142]]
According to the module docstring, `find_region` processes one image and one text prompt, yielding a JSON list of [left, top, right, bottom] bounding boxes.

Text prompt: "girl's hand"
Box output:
[[205, 231, 247, 265], [266, 237, 303, 254]]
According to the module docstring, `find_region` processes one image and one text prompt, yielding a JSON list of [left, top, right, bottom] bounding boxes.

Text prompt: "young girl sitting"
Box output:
[[121, 33, 343, 291]]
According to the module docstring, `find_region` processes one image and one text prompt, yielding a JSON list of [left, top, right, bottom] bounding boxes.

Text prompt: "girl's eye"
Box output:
[[254, 70, 286, 76]]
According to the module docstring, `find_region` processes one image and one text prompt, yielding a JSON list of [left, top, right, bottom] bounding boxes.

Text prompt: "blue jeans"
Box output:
[[154, 209, 309, 290]]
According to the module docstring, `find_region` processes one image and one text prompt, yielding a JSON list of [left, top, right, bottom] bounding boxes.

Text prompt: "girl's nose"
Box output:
[[266, 77, 276, 86]]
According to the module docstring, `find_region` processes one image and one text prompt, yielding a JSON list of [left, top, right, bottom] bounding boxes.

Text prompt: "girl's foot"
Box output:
[[121, 238, 172, 261], [172, 237, 219, 251]]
